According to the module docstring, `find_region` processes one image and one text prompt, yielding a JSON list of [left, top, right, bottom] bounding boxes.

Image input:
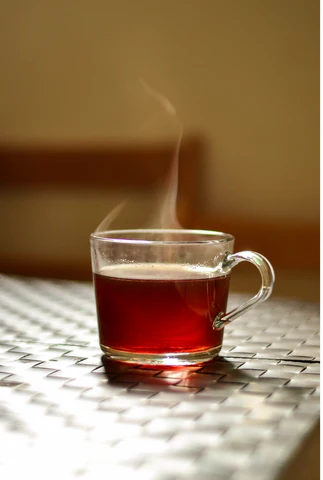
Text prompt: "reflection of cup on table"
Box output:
[[90, 229, 275, 366]]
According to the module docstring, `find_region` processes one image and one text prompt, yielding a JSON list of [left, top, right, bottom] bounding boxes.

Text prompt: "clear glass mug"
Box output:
[[90, 229, 275, 366]]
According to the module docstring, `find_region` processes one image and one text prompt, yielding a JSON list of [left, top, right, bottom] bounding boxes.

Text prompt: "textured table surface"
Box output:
[[0, 275, 320, 480]]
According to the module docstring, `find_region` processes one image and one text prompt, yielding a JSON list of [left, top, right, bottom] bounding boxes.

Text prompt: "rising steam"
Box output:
[[139, 79, 184, 230], [95, 201, 127, 233], [95, 79, 183, 233]]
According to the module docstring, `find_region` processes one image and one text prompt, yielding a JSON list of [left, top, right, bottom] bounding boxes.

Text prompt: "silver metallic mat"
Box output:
[[0, 275, 319, 480]]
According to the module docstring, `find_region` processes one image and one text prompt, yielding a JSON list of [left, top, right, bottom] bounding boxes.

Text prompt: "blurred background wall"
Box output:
[[0, 0, 319, 300]]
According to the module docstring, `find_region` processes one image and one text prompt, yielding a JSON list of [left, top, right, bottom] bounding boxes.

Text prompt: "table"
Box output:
[[0, 275, 319, 480]]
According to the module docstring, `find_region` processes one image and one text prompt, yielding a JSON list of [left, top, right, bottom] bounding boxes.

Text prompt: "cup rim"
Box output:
[[90, 229, 235, 245]]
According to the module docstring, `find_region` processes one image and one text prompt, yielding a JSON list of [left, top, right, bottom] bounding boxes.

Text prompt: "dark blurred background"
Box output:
[[0, 0, 319, 301]]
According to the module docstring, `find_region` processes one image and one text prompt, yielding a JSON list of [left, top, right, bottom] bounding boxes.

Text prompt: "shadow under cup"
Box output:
[[90, 229, 274, 366]]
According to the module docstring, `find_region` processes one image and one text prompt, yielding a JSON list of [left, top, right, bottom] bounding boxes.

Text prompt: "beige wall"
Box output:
[[0, 0, 319, 222]]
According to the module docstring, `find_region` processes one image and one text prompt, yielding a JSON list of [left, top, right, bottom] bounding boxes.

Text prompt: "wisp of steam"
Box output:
[[140, 79, 183, 230], [94, 79, 184, 233]]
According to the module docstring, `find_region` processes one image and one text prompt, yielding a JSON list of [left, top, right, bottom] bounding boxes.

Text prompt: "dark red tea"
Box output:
[[94, 264, 230, 354]]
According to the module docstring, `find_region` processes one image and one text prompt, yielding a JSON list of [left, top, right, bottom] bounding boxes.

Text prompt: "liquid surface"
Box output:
[[99, 263, 224, 280], [94, 264, 230, 354]]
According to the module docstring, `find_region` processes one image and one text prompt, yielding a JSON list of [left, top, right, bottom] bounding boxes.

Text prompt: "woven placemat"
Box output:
[[0, 275, 319, 480]]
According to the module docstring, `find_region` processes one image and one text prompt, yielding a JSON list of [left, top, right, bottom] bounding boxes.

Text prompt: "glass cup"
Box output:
[[90, 229, 275, 366]]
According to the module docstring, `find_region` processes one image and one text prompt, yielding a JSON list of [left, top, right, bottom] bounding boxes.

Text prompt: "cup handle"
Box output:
[[213, 251, 275, 329]]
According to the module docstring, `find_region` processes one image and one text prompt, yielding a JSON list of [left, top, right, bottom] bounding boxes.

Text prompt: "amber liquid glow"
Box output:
[[94, 264, 230, 354]]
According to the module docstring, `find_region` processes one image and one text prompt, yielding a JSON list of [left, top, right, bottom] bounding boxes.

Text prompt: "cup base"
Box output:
[[100, 344, 222, 366]]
